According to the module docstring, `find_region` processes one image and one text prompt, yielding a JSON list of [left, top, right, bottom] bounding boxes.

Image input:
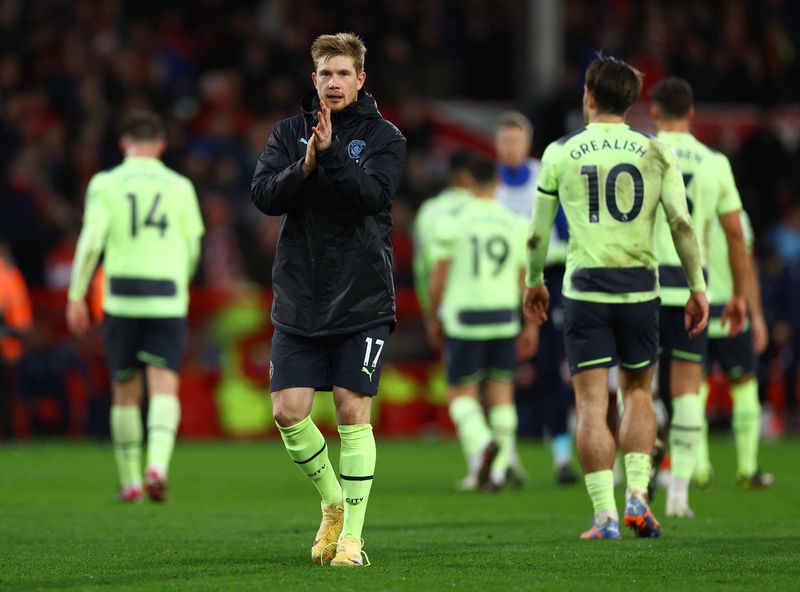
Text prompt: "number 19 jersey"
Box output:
[[430, 197, 528, 340], [536, 122, 702, 304], [77, 157, 204, 318]]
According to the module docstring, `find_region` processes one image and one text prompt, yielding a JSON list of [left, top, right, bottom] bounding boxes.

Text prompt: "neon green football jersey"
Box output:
[[653, 132, 742, 307], [412, 188, 472, 312], [526, 123, 705, 304], [430, 196, 528, 340], [68, 157, 205, 317], [707, 209, 754, 338]]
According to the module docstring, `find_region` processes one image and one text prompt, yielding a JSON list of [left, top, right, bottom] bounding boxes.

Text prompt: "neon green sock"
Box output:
[[449, 395, 492, 461], [146, 395, 181, 478], [624, 452, 651, 498], [670, 394, 703, 480], [489, 403, 517, 482], [338, 424, 376, 540], [732, 379, 761, 478], [111, 405, 142, 489], [277, 416, 342, 506], [585, 470, 618, 521], [694, 381, 712, 479]]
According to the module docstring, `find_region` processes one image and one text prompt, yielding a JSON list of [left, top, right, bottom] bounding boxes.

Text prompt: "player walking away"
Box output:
[[495, 111, 577, 485], [649, 78, 750, 517], [696, 210, 773, 489], [428, 156, 530, 491], [524, 55, 708, 540], [413, 151, 474, 348], [67, 111, 204, 503], [0, 239, 33, 442], [251, 33, 405, 567]]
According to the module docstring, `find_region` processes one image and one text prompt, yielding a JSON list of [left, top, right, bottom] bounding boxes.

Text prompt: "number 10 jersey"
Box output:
[[534, 122, 702, 304]]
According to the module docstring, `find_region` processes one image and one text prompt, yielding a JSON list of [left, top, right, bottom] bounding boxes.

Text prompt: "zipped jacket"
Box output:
[[251, 90, 406, 336]]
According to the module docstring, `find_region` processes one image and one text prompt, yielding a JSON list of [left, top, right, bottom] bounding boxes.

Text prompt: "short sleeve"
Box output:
[[428, 211, 458, 261], [715, 154, 743, 216]]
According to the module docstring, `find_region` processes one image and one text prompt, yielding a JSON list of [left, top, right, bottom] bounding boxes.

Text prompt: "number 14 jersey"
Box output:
[[430, 197, 528, 340], [72, 157, 204, 318], [535, 122, 703, 304]]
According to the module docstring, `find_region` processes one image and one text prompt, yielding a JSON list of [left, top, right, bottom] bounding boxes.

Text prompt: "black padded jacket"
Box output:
[[251, 90, 406, 337]]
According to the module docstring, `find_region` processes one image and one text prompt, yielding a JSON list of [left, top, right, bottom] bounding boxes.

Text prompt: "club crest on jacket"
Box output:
[[348, 139, 366, 159]]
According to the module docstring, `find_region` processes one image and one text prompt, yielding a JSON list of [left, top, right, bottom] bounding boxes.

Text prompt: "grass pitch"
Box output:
[[1, 436, 799, 591]]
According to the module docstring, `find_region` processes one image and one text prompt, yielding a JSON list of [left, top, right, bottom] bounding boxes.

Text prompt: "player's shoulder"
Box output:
[[554, 127, 589, 146], [87, 168, 111, 189], [269, 115, 305, 143], [161, 165, 195, 191], [374, 116, 406, 142]]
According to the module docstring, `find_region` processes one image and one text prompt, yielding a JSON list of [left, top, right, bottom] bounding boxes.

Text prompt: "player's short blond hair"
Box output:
[[310, 32, 366, 73], [496, 111, 533, 140]]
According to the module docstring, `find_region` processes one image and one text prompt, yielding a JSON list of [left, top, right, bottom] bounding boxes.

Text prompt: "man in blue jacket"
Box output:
[[251, 32, 406, 567]]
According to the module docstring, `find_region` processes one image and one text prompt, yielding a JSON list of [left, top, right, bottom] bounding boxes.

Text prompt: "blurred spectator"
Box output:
[[0, 240, 33, 440]]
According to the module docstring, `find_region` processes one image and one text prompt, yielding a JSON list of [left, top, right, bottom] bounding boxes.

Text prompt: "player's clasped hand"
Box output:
[[522, 284, 550, 326], [302, 134, 317, 177], [684, 290, 709, 338], [312, 100, 333, 151]]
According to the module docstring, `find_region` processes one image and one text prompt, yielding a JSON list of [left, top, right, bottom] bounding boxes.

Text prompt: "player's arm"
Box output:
[[182, 179, 205, 279], [517, 266, 540, 359], [523, 191, 558, 325], [718, 210, 749, 335], [524, 191, 558, 288], [67, 175, 110, 337], [251, 120, 310, 216], [428, 258, 449, 318], [659, 147, 708, 336], [411, 208, 432, 314], [716, 155, 751, 335]]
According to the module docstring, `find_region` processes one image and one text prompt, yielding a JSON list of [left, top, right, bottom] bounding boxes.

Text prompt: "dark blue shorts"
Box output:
[[102, 314, 187, 381], [269, 324, 391, 396], [562, 297, 659, 375], [659, 305, 708, 364], [705, 326, 756, 380], [444, 336, 516, 386]]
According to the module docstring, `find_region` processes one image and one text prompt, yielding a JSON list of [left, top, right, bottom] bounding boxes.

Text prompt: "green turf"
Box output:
[[1, 436, 798, 591]]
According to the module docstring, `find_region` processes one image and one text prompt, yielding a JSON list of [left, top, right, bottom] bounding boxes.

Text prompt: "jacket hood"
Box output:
[[301, 89, 381, 128]]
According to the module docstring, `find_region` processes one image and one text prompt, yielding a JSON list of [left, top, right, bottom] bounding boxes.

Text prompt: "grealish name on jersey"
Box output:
[[568, 139, 647, 160]]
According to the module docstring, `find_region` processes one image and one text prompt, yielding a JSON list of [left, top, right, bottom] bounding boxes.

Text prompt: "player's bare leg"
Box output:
[[330, 387, 374, 567], [667, 359, 703, 517], [272, 387, 343, 563], [574, 368, 620, 539], [144, 366, 180, 501], [111, 372, 144, 502], [619, 367, 661, 537], [485, 378, 518, 489], [448, 384, 496, 491]]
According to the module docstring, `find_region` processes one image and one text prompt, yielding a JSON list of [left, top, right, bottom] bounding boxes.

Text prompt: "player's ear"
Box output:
[[119, 137, 129, 153], [688, 105, 696, 120], [311, 71, 317, 86], [650, 103, 661, 121], [357, 70, 366, 91]]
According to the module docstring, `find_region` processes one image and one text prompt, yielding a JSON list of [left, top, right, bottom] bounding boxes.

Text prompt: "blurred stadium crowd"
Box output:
[[2, 0, 800, 438]]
